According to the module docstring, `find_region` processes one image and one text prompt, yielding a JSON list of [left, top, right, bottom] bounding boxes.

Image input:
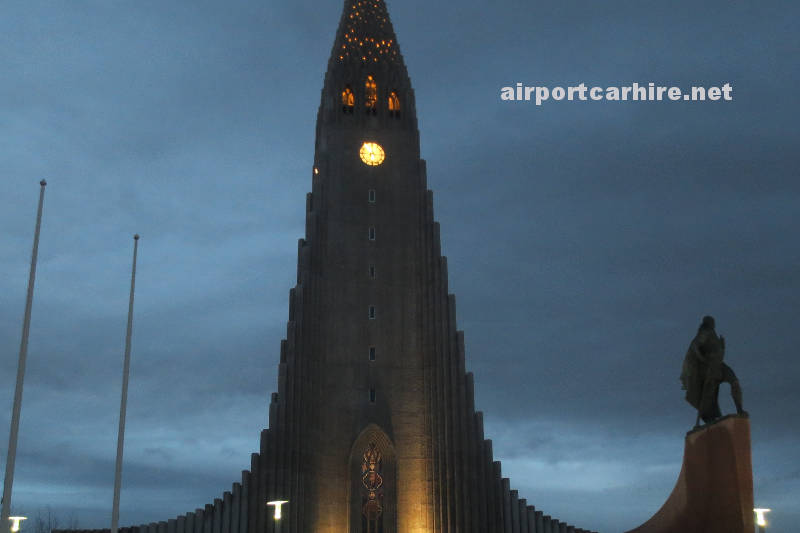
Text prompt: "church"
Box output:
[[62, 1, 596, 532]]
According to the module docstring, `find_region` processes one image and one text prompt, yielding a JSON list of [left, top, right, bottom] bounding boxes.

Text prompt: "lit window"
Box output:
[[369, 305, 376, 319], [365, 75, 377, 112], [368, 189, 376, 203], [388, 91, 401, 118], [369, 346, 376, 361], [341, 86, 355, 113], [368, 227, 376, 241]]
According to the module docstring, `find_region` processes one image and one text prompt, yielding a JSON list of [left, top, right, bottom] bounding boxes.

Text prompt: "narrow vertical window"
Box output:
[[369, 346, 376, 361], [365, 75, 377, 113], [369, 264, 376, 279], [368, 189, 376, 203], [368, 305, 376, 319], [341, 85, 355, 113], [369, 388, 376, 403], [368, 227, 376, 241], [388, 90, 401, 118]]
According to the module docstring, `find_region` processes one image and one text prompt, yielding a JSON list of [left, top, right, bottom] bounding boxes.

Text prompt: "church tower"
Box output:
[[295, 0, 430, 531], [58, 2, 598, 533], [302, 0, 428, 531], [255, 2, 595, 532], [264, 1, 494, 530]]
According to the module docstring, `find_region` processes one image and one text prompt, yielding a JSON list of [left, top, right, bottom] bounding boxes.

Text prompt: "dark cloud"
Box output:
[[1, 0, 798, 531]]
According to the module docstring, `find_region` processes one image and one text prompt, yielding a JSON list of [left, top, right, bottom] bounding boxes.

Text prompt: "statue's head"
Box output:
[[701, 315, 716, 330]]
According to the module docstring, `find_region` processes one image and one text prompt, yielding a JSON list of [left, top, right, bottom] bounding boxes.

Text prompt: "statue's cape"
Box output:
[[680, 343, 704, 409]]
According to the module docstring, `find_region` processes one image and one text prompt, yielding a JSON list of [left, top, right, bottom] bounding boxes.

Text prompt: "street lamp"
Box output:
[[9, 517, 27, 533], [754, 508, 771, 532], [267, 501, 288, 533]]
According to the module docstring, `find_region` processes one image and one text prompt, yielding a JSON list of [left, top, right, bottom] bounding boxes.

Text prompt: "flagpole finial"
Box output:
[[134, 234, 140, 240], [40, 179, 47, 187]]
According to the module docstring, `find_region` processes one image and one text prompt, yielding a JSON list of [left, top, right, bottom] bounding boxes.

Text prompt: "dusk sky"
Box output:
[[1, 1, 798, 532]]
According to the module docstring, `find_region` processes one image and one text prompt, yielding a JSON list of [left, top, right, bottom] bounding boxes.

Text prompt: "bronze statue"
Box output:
[[680, 316, 745, 425]]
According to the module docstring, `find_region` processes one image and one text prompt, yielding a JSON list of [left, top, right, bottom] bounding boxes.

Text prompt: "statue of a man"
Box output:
[[680, 315, 745, 425]]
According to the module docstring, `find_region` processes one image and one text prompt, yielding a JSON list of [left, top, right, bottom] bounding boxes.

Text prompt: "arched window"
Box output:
[[365, 75, 377, 114], [361, 442, 383, 532], [342, 86, 355, 113], [388, 91, 401, 118], [349, 425, 396, 533]]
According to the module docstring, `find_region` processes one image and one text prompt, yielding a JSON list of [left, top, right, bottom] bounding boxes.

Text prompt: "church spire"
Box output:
[[323, 0, 412, 103], [320, 0, 416, 133], [329, 0, 406, 68]]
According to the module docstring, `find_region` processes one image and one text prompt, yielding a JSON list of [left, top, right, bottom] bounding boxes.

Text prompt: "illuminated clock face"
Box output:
[[359, 142, 385, 166]]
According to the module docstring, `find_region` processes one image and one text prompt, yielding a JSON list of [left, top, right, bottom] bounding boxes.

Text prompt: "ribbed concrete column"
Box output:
[[286, 295, 303, 533], [239, 472, 249, 533], [483, 440, 496, 532], [177, 516, 185, 533], [502, 478, 512, 533], [248, 454, 258, 533], [526, 506, 536, 533], [462, 370, 477, 532], [437, 251, 455, 533], [274, 333, 288, 515], [535, 511, 543, 533], [510, 490, 520, 533], [518, 499, 528, 533], [203, 505, 213, 533], [447, 294, 466, 532], [184, 512, 194, 533], [194, 510, 203, 533], [473, 411, 487, 532], [231, 483, 241, 533], [222, 492, 231, 533], [167, 519, 176, 533], [258, 429, 270, 533], [213, 499, 222, 533], [494, 462, 504, 531], [421, 190, 439, 533]]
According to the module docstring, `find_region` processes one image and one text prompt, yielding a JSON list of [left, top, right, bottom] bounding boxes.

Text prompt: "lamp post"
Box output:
[[266, 501, 288, 533], [754, 508, 771, 532], [8, 518, 26, 533]]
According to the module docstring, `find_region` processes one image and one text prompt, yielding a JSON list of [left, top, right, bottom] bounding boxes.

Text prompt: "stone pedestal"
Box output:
[[626, 414, 754, 533]]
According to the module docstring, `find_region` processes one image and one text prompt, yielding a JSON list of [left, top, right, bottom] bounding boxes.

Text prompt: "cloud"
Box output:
[[1, 1, 798, 531]]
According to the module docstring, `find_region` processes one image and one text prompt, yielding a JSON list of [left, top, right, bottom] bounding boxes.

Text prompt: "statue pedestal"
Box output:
[[626, 414, 754, 533]]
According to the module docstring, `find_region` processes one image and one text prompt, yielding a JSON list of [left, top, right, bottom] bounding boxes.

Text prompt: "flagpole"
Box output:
[[111, 234, 139, 533], [1, 180, 47, 528]]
